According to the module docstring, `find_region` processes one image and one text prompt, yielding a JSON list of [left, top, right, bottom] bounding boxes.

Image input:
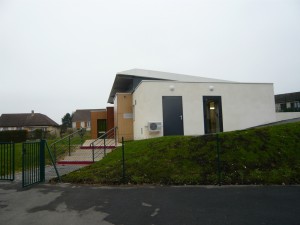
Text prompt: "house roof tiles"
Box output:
[[72, 109, 104, 122], [0, 113, 59, 127]]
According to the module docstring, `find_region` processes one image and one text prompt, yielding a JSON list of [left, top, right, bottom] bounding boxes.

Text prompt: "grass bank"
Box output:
[[60, 122, 300, 185]]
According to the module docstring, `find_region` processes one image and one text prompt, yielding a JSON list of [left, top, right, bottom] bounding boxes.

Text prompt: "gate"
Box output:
[[0, 142, 15, 181], [22, 140, 45, 188]]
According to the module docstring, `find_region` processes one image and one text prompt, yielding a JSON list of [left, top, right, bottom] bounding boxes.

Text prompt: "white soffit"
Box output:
[[117, 68, 234, 83], [108, 68, 236, 103]]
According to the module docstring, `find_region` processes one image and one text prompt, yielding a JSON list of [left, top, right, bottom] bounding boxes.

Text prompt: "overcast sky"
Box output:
[[0, 0, 299, 124]]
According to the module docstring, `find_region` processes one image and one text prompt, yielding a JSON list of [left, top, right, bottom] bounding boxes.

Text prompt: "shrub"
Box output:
[[0, 130, 28, 143]]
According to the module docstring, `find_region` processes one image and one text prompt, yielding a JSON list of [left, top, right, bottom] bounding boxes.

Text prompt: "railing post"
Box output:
[[80, 128, 82, 146], [92, 143, 95, 162], [114, 127, 117, 147], [12, 142, 15, 181], [0, 142, 15, 181], [80, 128, 84, 146], [104, 137, 106, 156], [40, 140, 45, 183], [54, 143, 57, 164], [22, 143, 26, 188], [122, 137, 125, 183], [216, 133, 221, 186], [45, 141, 60, 182], [68, 136, 71, 156]]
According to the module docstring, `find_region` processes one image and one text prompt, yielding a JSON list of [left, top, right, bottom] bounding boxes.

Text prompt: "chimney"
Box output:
[[31, 110, 34, 116]]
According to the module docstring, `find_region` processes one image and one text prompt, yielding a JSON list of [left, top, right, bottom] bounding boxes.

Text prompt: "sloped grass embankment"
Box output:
[[60, 122, 300, 185]]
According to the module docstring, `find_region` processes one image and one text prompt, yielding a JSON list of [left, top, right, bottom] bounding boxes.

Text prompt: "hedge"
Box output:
[[0, 130, 28, 143]]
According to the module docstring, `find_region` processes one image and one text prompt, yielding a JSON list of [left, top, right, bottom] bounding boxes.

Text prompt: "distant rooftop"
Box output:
[[275, 91, 300, 103], [108, 68, 233, 103], [0, 112, 58, 127], [72, 109, 105, 122]]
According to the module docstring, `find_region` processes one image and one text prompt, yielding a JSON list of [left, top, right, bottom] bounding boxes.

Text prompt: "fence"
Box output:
[[22, 140, 45, 187], [0, 139, 60, 187], [90, 127, 118, 162], [46, 128, 94, 179], [0, 142, 15, 181], [49, 128, 86, 164]]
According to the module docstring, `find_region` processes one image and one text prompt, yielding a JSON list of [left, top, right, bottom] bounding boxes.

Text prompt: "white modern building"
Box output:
[[107, 69, 277, 141]]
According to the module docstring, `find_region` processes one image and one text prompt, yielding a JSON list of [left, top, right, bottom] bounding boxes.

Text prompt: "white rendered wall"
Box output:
[[133, 81, 276, 140], [276, 112, 300, 121]]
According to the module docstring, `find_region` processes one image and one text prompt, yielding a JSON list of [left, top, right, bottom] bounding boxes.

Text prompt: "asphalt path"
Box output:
[[0, 182, 300, 225]]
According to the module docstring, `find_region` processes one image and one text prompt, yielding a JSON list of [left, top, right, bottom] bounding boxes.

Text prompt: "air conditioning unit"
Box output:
[[148, 122, 162, 132]]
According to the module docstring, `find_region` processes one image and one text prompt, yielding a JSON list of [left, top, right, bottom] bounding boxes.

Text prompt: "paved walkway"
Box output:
[[57, 148, 112, 163], [11, 164, 87, 184], [57, 139, 118, 164], [82, 139, 122, 147], [3, 138, 120, 187], [6, 139, 117, 186]]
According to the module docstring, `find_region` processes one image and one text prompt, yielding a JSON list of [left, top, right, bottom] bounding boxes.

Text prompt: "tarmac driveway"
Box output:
[[0, 182, 300, 225]]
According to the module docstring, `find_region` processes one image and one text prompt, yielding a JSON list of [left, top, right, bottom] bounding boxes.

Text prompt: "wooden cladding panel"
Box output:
[[106, 107, 114, 131], [91, 111, 106, 139], [115, 93, 133, 142]]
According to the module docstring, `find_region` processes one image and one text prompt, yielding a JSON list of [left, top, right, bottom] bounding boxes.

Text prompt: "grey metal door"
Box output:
[[162, 96, 184, 136]]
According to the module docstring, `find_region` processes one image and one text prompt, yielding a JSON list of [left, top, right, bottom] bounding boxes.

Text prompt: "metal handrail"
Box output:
[[45, 141, 60, 182], [49, 128, 85, 163], [90, 127, 117, 162], [50, 128, 85, 148], [89, 127, 117, 147]]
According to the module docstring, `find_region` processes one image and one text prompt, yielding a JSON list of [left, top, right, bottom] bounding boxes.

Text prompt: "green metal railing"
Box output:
[[90, 127, 117, 162], [49, 128, 85, 163], [45, 141, 60, 182], [0, 142, 15, 181], [22, 140, 45, 187]]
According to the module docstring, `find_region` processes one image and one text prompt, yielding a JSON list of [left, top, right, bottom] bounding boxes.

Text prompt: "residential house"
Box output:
[[72, 109, 115, 138], [72, 109, 98, 131], [275, 92, 300, 112], [90, 107, 114, 139], [275, 92, 300, 121], [0, 111, 59, 136]]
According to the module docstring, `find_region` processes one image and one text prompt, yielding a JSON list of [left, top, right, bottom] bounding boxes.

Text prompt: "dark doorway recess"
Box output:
[[203, 96, 223, 134], [97, 119, 107, 137]]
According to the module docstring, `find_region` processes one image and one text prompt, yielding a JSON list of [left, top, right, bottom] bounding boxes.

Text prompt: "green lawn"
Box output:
[[12, 142, 57, 172], [14, 143, 22, 171], [59, 122, 300, 185]]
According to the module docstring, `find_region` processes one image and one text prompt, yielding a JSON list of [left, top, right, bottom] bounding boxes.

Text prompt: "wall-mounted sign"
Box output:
[[123, 113, 133, 119]]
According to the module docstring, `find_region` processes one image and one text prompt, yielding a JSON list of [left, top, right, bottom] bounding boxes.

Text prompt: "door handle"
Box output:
[[179, 115, 183, 120]]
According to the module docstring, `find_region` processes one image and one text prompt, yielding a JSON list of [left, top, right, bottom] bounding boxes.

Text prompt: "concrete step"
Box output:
[[80, 146, 116, 149], [57, 147, 114, 165], [82, 139, 121, 147]]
